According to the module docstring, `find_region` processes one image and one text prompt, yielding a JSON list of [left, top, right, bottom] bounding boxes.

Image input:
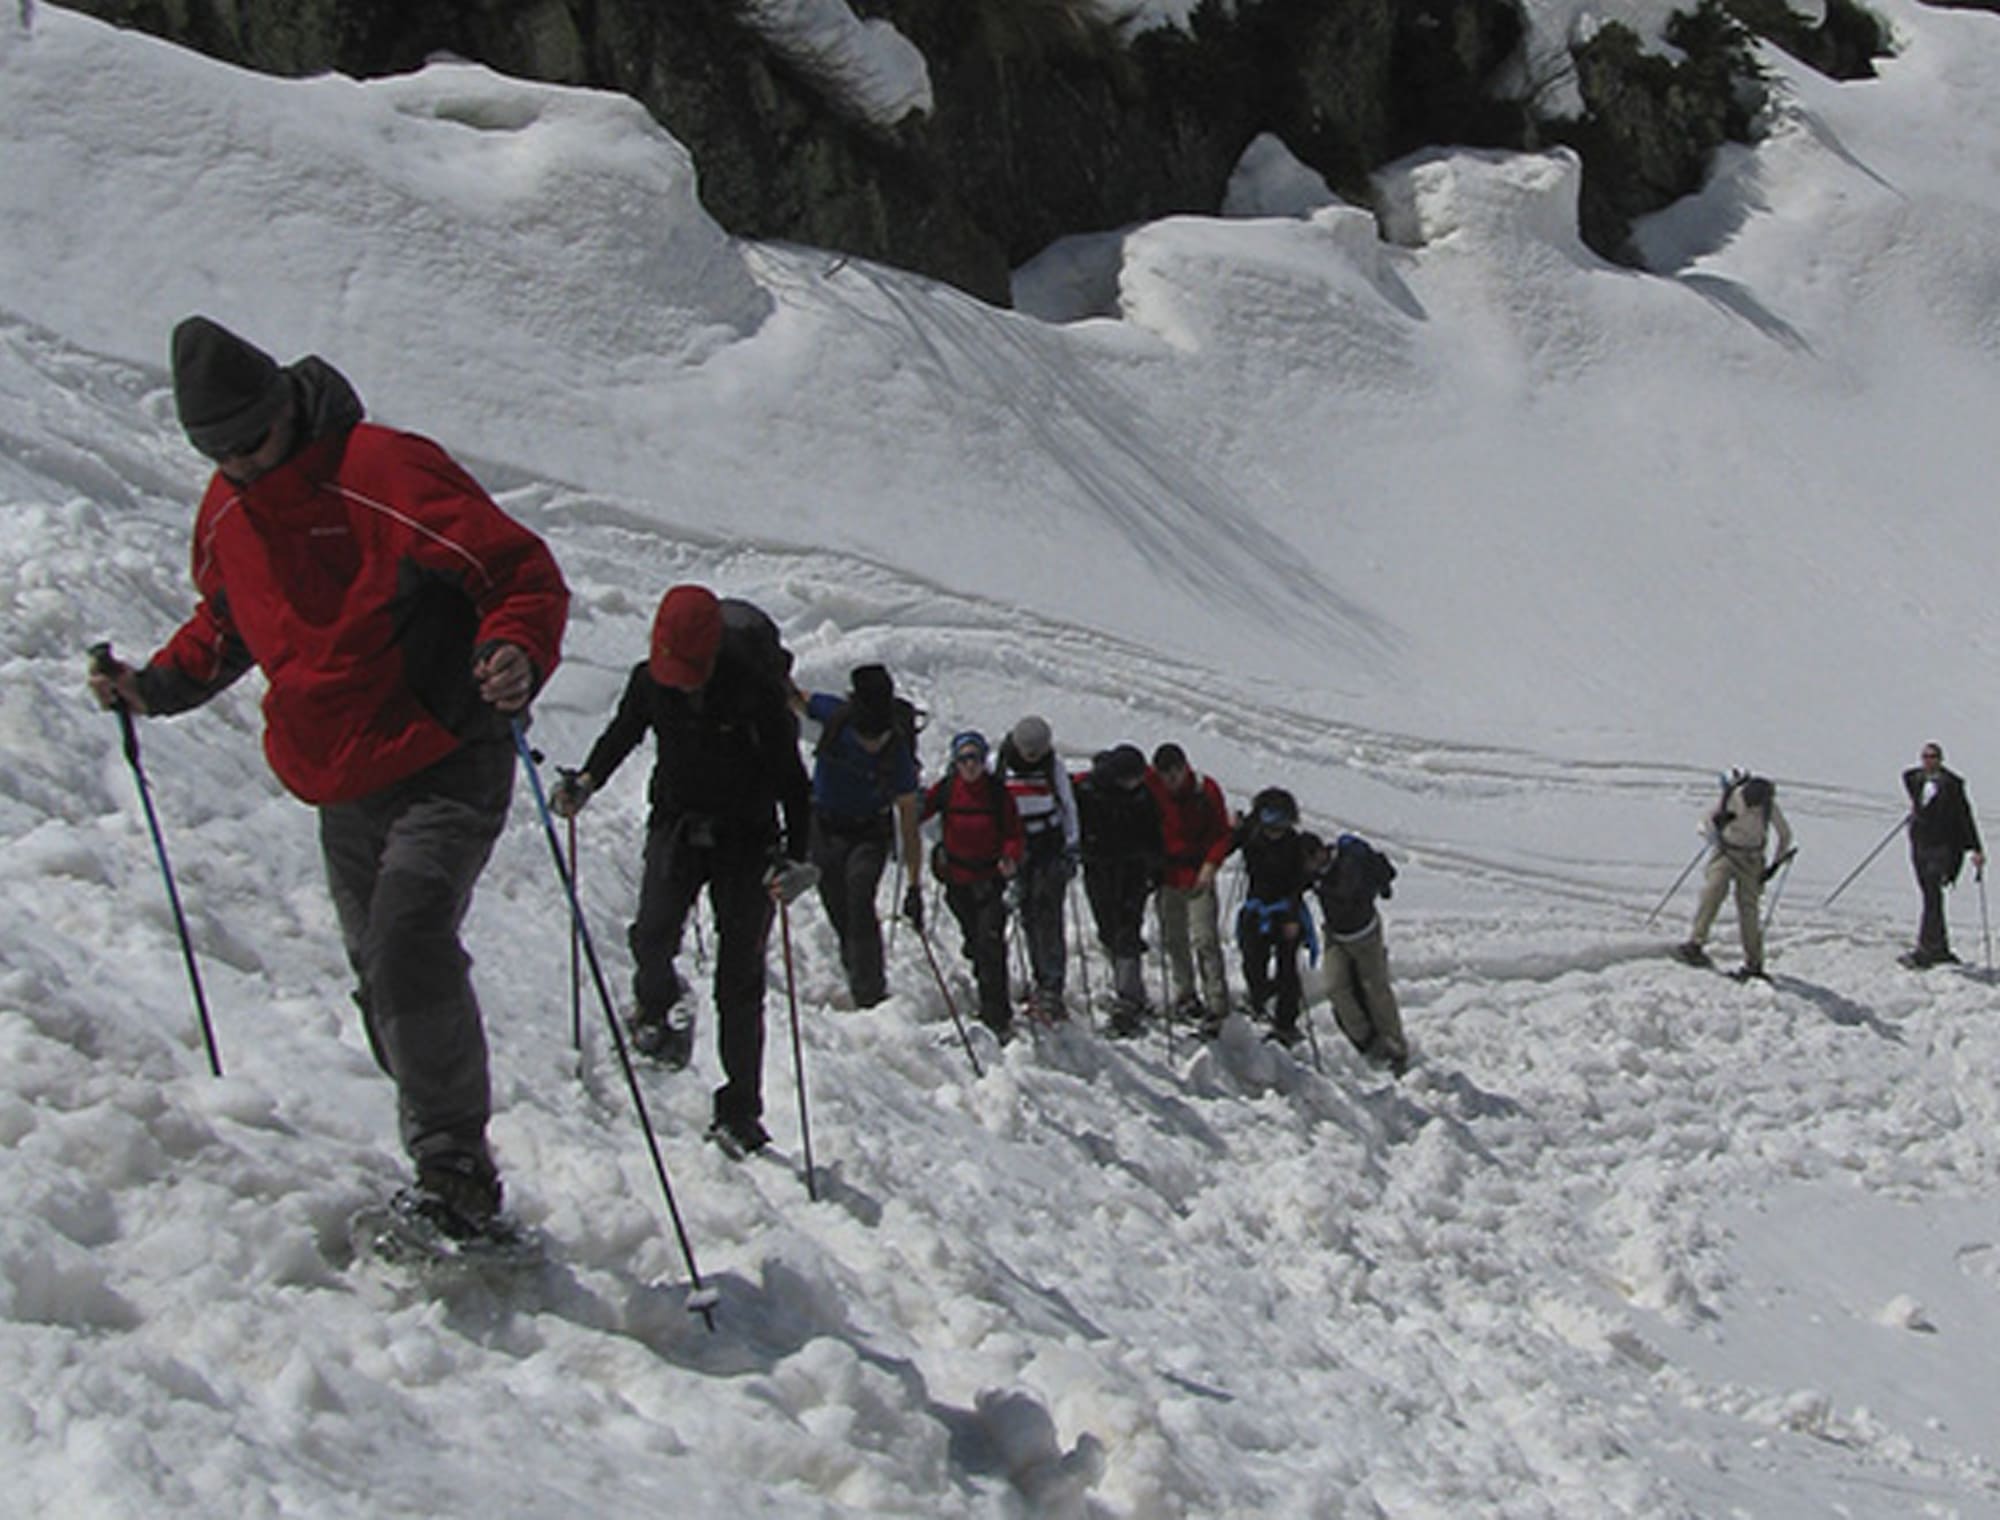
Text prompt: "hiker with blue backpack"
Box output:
[[798, 664, 924, 1008]]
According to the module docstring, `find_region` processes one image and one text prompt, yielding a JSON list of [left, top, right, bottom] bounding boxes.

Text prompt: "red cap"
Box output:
[[649, 585, 723, 689]]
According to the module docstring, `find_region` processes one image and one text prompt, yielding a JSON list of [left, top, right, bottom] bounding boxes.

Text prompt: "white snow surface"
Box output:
[[6, 2, 2000, 1515], [736, 0, 933, 128]]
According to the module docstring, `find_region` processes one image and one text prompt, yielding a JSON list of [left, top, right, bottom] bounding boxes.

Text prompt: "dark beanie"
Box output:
[[172, 316, 288, 459]]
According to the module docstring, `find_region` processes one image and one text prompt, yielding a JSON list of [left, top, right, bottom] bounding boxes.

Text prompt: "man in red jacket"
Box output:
[[1145, 743, 1233, 1033], [89, 316, 568, 1239]]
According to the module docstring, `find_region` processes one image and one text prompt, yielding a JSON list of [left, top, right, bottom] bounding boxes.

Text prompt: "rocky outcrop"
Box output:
[[57, 0, 1884, 299]]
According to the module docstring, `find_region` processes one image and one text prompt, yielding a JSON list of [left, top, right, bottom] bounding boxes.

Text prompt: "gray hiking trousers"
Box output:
[[1689, 846, 1766, 971], [320, 739, 513, 1167], [1158, 879, 1227, 1014], [1325, 917, 1407, 1063]]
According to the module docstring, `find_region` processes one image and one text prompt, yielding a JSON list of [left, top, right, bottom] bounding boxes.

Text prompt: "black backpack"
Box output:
[[815, 694, 924, 774]]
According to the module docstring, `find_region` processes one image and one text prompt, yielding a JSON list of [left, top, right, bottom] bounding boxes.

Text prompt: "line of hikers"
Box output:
[[546, 590, 1414, 1159], [87, 316, 1983, 1243]]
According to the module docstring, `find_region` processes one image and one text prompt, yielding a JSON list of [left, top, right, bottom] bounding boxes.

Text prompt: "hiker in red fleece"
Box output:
[[89, 316, 567, 1239]]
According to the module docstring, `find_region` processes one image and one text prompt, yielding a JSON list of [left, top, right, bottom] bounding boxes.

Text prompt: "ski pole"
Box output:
[[509, 720, 718, 1329], [1645, 841, 1709, 929], [560, 769, 582, 1053], [914, 920, 983, 1078], [90, 644, 223, 1078], [777, 897, 817, 1201], [1155, 894, 1176, 1064], [1761, 848, 1796, 936], [1301, 1009, 1325, 1075], [1824, 814, 1911, 908], [1980, 863, 1993, 982]]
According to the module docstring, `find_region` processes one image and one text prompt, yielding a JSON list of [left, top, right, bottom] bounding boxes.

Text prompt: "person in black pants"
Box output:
[[1072, 744, 1165, 1035], [554, 585, 810, 1154], [1902, 742, 1985, 968], [1226, 787, 1323, 1046]]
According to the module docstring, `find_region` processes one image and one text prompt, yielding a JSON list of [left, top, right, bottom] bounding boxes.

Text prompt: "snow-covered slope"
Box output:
[[5, 3, 2000, 1515]]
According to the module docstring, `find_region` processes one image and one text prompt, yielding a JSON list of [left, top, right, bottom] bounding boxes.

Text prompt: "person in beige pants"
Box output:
[[1677, 772, 1794, 981]]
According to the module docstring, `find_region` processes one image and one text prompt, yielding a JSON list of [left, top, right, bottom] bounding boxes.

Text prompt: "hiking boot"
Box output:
[[706, 1113, 771, 1158], [1367, 1042, 1411, 1078], [1728, 964, 1769, 983], [632, 1012, 693, 1069], [1107, 1002, 1148, 1039], [406, 1150, 503, 1241], [1674, 941, 1711, 968], [1265, 1019, 1303, 1049]]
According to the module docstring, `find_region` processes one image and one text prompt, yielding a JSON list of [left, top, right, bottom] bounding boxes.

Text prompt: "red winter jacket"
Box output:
[[1145, 768, 1233, 890], [141, 359, 568, 805], [921, 770, 1024, 885]]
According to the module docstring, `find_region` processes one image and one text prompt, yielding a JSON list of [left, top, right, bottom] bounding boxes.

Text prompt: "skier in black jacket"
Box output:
[[554, 585, 810, 1154], [1902, 742, 1985, 968]]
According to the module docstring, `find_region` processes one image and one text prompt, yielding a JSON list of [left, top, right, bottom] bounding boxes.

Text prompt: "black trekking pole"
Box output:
[[1645, 841, 1709, 929], [777, 898, 818, 1201], [1154, 896, 1176, 1063], [914, 921, 983, 1078], [559, 769, 583, 1053], [1823, 814, 1910, 908], [509, 720, 718, 1329], [90, 644, 223, 1078]]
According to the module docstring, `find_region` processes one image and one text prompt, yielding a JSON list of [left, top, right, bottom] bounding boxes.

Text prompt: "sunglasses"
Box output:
[[205, 420, 276, 463], [954, 752, 985, 767]]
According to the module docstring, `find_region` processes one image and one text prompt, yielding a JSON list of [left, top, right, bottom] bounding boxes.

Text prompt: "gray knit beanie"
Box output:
[[1011, 715, 1053, 762], [172, 316, 288, 459]]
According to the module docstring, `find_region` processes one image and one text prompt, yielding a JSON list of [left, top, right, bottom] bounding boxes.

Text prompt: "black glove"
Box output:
[[902, 885, 925, 929]]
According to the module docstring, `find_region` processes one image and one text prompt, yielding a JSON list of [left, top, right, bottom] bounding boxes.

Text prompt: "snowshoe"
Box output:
[[706, 1114, 772, 1160], [352, 1163, 543, 1278], [1106, 1001, 1149, 1040], [632, 1014, 694, 1069], [1264, 1020, 1304, 1050], [1728, 965, 1769, 983]]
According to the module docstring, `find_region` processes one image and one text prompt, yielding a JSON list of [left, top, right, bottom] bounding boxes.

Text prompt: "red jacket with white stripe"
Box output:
[[140, 358, 568, 806]]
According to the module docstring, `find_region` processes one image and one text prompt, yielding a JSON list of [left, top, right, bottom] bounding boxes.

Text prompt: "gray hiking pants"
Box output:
[[1690, 846, 1766, 970], [319, 739, 513, 1167], [1325, 917, 1407, 1062], [1158, 880, 1227, 1014]]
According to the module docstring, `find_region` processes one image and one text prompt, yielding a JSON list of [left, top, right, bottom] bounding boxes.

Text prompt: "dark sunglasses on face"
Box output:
[[205, 420, 275, 463]]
